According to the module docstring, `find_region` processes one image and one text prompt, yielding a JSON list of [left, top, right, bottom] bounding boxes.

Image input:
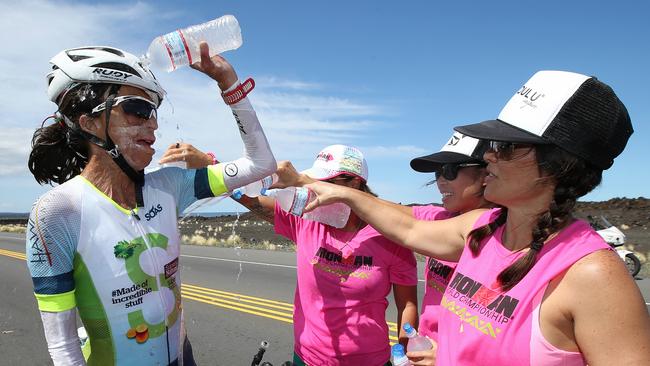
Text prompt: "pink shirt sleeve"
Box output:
[[388, 241, 418, 286], [273, 201, 298, 241]]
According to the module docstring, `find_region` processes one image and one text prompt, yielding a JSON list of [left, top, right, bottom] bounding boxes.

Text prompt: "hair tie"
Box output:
[[531, 242, 543, 252]]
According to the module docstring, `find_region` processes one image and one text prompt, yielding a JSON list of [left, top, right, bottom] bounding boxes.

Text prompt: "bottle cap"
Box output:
[[403, 322, 414, 333], [232, 188, 243, 200], [391, 344, 405, 356]]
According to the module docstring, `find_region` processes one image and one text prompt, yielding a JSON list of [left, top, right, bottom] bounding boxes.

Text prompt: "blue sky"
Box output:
[[1, 0, 649, 213]]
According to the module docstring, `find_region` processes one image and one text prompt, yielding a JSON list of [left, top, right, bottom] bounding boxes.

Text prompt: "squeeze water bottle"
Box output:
[[232, 174, 278, 199], [390, 344, 412, 366], [145, 14, 242, 72], [265, 187, 351, 228], [403, 322, 433, 352]]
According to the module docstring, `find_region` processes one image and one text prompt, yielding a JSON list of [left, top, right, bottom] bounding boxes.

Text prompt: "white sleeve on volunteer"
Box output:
[[40, 309, 86, 365], [218, 80, 276, 191]]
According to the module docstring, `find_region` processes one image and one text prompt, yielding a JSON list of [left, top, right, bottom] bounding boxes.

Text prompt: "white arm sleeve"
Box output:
[[219, 81, 277, 191], [40, 309, 86, 366]]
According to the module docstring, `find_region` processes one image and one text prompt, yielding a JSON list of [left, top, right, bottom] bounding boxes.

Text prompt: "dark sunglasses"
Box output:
[[92, 95, 158, 120], [434, 163, 485, 181], [487, 141, 534, 161]]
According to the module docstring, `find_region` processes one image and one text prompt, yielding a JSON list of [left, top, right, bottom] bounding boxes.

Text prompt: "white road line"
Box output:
[[181, 253, 426, 282], [181, 254, 297, 269]]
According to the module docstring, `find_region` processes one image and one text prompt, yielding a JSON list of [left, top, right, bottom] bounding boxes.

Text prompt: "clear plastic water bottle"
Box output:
[[391, 344, 412, 366], [265, 187, 351, 228], [403, 322, 433, 352], [145, 14, 243, 72], [232, 174, 278, 199]]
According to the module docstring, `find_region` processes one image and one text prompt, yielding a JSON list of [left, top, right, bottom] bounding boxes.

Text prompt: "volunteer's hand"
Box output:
[[406, 337, 437, 366], [271, 161, 314, 189], [159, 143, 215, 169]]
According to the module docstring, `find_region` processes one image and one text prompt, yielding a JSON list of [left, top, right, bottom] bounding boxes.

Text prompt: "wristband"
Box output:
[[221, 78, 255, 105], [206, 152, 218, 165]]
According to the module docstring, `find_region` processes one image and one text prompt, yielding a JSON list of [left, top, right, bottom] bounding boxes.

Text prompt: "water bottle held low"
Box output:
[[403, 322, 433, 352], [145, 14, 243, 72], [391, 344, 412, 366]]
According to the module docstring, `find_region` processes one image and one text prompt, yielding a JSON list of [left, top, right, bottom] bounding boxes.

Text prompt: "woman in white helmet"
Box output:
[[26, 43, 276, 366]]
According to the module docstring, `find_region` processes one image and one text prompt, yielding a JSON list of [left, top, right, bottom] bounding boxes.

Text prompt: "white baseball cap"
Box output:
[[302, 145, 369, 182]]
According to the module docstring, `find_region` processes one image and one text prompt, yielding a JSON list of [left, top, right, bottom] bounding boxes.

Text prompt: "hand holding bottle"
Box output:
[[402, 322, 437, 366], [406, 341, 437, 366], [303, 180, 350, 213], [272, 161, 313, 189], [190, 42, 239, 91]]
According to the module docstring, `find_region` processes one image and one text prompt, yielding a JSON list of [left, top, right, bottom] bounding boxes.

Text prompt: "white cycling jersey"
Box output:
[[27, 94, 275, 365]]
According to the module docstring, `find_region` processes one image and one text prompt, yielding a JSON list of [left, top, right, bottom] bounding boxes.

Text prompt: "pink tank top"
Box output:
[[436, 209, 610, 366]]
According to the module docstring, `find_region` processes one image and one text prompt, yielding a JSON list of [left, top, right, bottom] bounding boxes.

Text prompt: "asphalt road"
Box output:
[[2, 232, 649, 365], [0, 232, 426, 365]]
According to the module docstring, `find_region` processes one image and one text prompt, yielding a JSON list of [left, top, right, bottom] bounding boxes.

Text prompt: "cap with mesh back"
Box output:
[[455, 70, 633, 170], [410, 132, 488, 173], [302, 145, 369, 182]]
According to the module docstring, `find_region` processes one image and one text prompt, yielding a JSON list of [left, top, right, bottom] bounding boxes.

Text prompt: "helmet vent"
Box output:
[[69, 55, 91, 62]]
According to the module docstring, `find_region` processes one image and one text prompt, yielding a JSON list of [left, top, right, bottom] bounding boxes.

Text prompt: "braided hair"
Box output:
[[467, 144, 603, 291]]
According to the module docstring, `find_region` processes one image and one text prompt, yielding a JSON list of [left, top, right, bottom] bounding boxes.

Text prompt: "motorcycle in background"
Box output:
[[588, 215, 642, 277]]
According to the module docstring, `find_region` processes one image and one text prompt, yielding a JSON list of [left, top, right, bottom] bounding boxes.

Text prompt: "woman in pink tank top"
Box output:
[[303, 71, 650, 365]]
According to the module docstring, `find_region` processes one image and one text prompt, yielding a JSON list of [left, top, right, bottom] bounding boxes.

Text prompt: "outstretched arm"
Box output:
[[304, 180, 483, 261], [188, 42, 276, 194]]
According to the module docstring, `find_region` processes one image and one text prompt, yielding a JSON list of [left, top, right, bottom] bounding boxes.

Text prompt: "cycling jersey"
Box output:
[[27, 94, 276, 365], [27, 168, 221, 365]]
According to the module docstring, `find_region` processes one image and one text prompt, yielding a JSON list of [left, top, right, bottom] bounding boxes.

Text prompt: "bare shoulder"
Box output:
[[565, 249, 630, 283], [562, 249, 644, 308], [559, 248, 650, 364]]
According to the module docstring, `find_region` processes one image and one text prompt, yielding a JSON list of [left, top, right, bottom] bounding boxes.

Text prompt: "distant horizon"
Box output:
[[2, 195, 647, 217]]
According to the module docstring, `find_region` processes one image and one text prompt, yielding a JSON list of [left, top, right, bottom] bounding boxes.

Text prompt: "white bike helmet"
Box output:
[[46, 46, 166, 106]]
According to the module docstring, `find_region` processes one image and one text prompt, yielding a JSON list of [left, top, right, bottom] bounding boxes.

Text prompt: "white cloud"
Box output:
[[0, 128, 34, 176], [360, 145, 429, 159], [0, 0, 431, 211], [255, 76, 321, 91]]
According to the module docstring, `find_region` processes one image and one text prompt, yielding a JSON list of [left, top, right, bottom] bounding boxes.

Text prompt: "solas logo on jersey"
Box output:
[[144, 204, 163, 221]]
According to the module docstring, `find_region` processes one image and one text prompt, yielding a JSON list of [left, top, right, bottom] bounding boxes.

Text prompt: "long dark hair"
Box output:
[[28, 83, 119, 185], [467, 145, 603, 291]]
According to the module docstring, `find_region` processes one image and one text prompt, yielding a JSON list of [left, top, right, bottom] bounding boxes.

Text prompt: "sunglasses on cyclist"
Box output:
[[487, 141, 534, 161], [91, 95, 158, 120], [434, 163, 485, 181]]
